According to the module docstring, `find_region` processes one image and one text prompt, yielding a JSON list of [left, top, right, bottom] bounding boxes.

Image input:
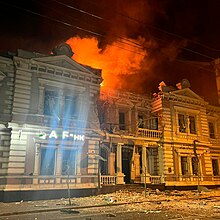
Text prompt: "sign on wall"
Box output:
[[38, 130, 85, 141]]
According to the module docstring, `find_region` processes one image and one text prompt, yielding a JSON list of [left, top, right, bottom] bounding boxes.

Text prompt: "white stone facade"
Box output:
[[0, 46, 103, 192]]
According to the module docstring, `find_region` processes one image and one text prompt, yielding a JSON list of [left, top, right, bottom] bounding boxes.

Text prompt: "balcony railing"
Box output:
[[101, 175, 116, 185], [150, 176, 161, 184], [136, 128, 162, 139]]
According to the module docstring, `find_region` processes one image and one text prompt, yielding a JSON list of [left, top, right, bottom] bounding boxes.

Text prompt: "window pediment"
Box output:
[[33, 55, 100, 77], [171, 88, 204, 101]]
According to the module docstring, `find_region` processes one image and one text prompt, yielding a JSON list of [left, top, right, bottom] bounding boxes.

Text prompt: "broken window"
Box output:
[[181, 156, 188, 175], [138, 115, 144, 128], [119, 111, 126, 130], [44, 90, 59, 116], [189, 116, 196, 134], [212, 159, 219, 176], [178, 114, 186, 133], [151, 117, 158, 130], [62, 149, 76, 175], [191, 157, 198, 175], [100, 147, 108, 175], [40, 148, 56, 175], [209, 122, 215, 139]]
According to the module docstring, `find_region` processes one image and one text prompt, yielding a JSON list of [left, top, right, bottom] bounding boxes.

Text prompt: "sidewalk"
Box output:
[[1, 188, 220, 218]]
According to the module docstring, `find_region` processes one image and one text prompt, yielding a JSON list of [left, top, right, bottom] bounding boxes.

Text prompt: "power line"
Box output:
[[49, 0, 145, 50], [50, 0, 216, 60], [0, 1, 147, 56], [82, 0, 220, 52], [0, 1, 216, 60]]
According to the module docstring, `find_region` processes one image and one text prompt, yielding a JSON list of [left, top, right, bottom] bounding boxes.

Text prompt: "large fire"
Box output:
[[66, 37, 148, 90]]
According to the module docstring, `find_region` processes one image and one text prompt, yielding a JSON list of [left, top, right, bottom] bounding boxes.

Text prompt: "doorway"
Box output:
[[122, 147, 133, 183]]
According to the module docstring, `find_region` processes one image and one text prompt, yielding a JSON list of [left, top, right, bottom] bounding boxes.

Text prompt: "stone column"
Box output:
[[55, 148, 62, 184], [38, 86, 44, 114], [33, 143, 40, 184], [76, 149, 81, 183], [108, 152, 115, 175], [141, 144, 150, 183], [116, 143, 125, 184], [158, 144, 165, 183], [189, 156, 193, 180]]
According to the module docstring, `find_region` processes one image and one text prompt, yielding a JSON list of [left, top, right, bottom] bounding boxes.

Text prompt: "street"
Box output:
[[1, 188, 220, 219]]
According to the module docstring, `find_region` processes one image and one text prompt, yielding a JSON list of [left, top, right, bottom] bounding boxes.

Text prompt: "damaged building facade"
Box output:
[[99, 81, 220, 187], [0, 44, 103, 200], [0, 44, 220, 201]]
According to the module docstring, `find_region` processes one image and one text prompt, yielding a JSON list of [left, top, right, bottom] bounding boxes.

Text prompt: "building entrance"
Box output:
[[122, 147, 133, 183]]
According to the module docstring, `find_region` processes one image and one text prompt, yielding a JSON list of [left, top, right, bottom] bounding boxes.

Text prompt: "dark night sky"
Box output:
[[0, 0, 220, 104]]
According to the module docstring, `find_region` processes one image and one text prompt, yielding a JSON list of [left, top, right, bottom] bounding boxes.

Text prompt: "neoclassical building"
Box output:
[[0, 44, 220, 201], [0, 44, 103, 201], [99, 80, 220, 187]]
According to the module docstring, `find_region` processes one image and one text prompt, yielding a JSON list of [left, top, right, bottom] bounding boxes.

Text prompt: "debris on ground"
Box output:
[[1, 187, 220, 219]]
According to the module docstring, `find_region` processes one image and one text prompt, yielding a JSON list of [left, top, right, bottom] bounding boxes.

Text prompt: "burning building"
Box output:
[[0, 43, 220, 201]]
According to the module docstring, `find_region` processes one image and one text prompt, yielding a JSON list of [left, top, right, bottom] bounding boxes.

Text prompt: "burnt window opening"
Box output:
[[189, 116, 196, 134], [212, 159, 219, 176], [178, 114, 186, 133], [119, 112, 126, 130], [151, 117, 158, 130], [209, 122, 215, 139], [100, 147, 108, 175], [44, 90, 59, 116], [138, 115, 144, 128], [191, 157, 198, 175], [181, 156, 188, 175]]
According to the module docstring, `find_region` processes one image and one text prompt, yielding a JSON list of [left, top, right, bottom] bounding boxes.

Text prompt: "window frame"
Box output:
[[119, 111, 126, 130], [181, 156, 189, 176], [178, 113, 187, 133], [175, 107, 199, 136], [61, 149, 77, 175], [208, 121, 216, 139], [212, 159, 219, 176], [44, 89, 60, 116], [39, 147, 56, 176]]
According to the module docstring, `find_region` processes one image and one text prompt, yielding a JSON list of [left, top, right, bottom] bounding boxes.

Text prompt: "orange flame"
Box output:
[[66, 37, 148, 90]]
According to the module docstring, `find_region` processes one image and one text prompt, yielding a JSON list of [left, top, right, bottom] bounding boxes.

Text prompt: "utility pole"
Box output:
[[66, 165, 72, 206], [144, 166, 147, 198]]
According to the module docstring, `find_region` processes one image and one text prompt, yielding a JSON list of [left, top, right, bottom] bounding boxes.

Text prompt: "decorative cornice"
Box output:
[[162, 92, 207, 107], [13, 56, 102, 86]]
